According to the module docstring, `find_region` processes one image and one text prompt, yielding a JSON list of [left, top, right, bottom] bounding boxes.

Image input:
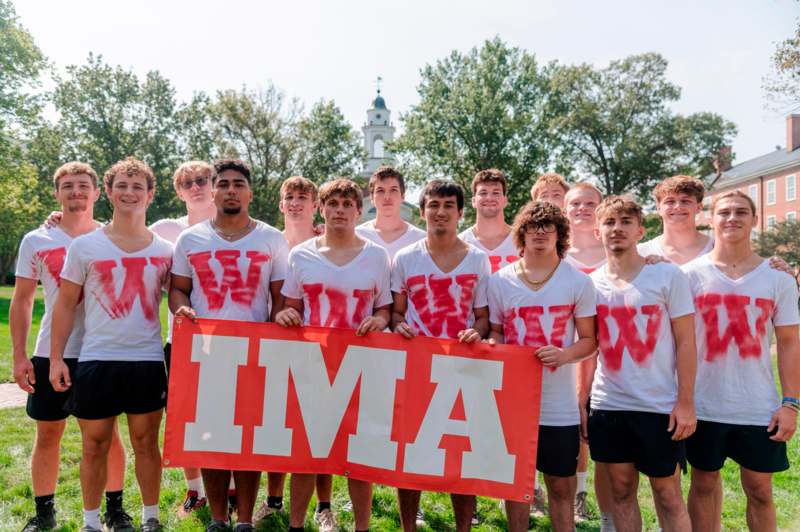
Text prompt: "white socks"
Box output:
[[576, 471, 588, 493], [142, 504, 159, 522], [83, 508, 101, 529], [187, 476, 206, 498]]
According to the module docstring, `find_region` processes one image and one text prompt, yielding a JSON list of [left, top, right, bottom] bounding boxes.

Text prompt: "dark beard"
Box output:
[[222, 206, 241, 215]]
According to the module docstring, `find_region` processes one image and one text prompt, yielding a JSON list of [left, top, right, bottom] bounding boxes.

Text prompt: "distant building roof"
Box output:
[[372, 95, 387, 109], [708, 147, 800, 190]]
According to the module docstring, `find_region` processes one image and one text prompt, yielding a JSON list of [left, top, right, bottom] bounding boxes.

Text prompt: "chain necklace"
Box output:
[[211, 218, 255, 241], [517, 259, 560, 290]]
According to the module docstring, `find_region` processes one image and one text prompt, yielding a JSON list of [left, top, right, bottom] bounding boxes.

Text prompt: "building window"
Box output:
[[748, 184, 758, 203], [787, 175, 796, 201], [751, 228, 759, 240], [788, 211, 797, 222], [767, 180, 776, 205], [767, 215, 777, 230]]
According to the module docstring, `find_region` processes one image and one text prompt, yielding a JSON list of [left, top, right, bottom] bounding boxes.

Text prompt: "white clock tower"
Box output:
[[361, 79, 396, 177]]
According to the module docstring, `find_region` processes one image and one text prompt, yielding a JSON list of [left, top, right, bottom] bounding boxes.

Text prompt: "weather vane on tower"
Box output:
[[376, 76, 383, 94]]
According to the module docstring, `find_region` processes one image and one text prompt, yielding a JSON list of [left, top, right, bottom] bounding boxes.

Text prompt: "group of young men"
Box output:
[[9, 157, 798, 532]]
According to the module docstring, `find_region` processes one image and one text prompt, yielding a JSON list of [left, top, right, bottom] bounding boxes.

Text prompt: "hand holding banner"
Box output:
[[163, 318, 543, 502]]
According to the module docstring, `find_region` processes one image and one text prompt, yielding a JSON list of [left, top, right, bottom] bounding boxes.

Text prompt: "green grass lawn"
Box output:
[[1, 285, 799, 530]]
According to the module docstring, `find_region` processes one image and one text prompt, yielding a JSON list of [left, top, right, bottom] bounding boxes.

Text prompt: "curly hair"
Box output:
[[319, 178, 363, 210], [368, 166, 406, 195], [213, 158, 251, 183], [595, 195, 643, 225], [53, 161, 98, 189], [280, 176, 318, 201], [511, 201, 571, 258], [471, 168, 507, 196], [103, 157, 155, 190], [653, 175, 705, 204]]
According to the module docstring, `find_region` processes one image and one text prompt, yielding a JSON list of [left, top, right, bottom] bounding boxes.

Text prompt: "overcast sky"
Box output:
[[14, 0, 800, 165]]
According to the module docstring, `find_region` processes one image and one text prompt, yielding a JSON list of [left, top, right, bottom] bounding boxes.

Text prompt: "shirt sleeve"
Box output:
[[60, 239, 87, 286], [280, 250, 304, 300], [472, 252, 491, 309], [487, 275, 504, 325], [14, 234, 39, 280], [773, 272, 800, 326], [170, 234, 193, 278], [270, 235, 290, 282], [390, 252, 406, 294], [574, 273, 597, 318], [374, 248, 393, 308], [666, 267, 695, 319]]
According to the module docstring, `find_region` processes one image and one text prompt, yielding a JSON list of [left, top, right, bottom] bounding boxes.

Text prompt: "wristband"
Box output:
[[782, 396, 800, 406]]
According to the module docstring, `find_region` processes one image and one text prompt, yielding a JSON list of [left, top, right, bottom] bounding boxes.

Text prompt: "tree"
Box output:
[[755, 221, 800, 270], [549, 53, 737, 199], [295, 100, 365, 183], [763, 21, 800, 112], [392, 37, 563, 223], [46, 54, 184, 221]]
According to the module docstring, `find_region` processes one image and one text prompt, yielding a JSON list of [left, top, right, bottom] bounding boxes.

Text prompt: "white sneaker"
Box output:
[[341, 500, 353, 513], [314, 508, 339, 532], [415, 509, 426, 527]]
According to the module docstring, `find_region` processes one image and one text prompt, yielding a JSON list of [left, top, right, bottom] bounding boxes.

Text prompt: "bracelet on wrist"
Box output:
[[782, 401, 800, 413], [782, 396, 800, 406]]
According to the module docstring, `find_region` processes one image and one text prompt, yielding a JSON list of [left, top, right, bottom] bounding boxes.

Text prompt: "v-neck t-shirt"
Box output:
[[458, 227, 519, 273], [356, 220, 426, 261]]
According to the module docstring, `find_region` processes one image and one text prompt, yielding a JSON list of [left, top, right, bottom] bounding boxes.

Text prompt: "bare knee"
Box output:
[[742, 477, 773, 506], [609, 474, 637, 502], [691, 470, 720, 496], [35, 421, 65, 450], [546, 477, 574, 503], [83, 435, 112, 460]]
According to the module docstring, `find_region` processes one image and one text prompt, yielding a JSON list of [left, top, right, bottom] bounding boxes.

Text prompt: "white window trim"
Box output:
[[748, 184, 758, 202], [767, 179, 777, 205], [787, 211, 797, 222], [787, 175, 797, 202], [767, 214, 777, 229]]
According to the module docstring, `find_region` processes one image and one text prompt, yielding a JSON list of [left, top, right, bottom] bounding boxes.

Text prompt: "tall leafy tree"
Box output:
[[755, 220, 800, 270], [295, 100, 365, 183], [549, 53, 737, 199], [392, 37, 564, 223], [764, 21, 800, 112]]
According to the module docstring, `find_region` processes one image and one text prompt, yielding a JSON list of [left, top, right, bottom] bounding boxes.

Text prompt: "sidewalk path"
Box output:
[[0, 382, 27, 409]]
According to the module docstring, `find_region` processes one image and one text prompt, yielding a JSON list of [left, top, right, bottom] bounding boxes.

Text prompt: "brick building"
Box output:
[[700, 114, 800, 236]]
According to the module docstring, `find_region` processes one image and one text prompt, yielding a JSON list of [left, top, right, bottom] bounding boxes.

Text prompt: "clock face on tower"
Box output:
[[376, 113, 381, 119]]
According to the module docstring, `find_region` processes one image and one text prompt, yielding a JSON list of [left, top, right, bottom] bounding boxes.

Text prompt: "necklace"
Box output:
[[211, 218, 255, 241], [517, 259, 560, 290]]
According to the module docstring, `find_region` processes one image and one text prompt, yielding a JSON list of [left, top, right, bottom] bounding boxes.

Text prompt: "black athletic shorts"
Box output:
[[588, 409, 686, 478], [687, 420, 789, 473], [26, 357, 78, 421], [64, 360, 168, 419], [536, 425, 580, 477], [164, 342, 172, 375]]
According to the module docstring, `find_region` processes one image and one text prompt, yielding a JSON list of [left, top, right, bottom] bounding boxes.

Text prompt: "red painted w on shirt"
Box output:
[[37, 247, 66, 286], [503, 305, 574, 372], [304, 283, 373, 328], [596, 304, 664, 372], [93, 256, 171, 321], [488, 255, 519, 274], [694, 293, 774, 361], [189, 250, 271, 310], [407, 273, 479, 338]]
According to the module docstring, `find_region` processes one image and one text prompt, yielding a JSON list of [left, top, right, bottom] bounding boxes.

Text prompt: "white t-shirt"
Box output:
[[356, 220, 426, 260], [391, 240, 491, 339], [172, 220, 289, 322], [683, 256, 800, 426], [637, 235, 714, 262], [15, 227, 87, 359], [458, 227, 519, 274], [590, 262, 695, 414], [151, 215, 191, 341], [488, 261, 596, 426], [60, 230, 173, 362], [282, 238, 393, 328], [564, 254, 606, 275]]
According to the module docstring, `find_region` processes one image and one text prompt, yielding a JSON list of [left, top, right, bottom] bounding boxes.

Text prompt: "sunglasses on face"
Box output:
[[525, 223, 557, 234], [180, 176, 209, 190]]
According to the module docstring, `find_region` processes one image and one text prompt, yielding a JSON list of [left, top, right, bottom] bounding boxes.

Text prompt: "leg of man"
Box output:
[[505, 500, 530, 532], [740, 468, 776, 532], [316, 473, 333, 505], [543, 474, 577, 532], [77, 418, 116, 511], [594, 463, 616, 529], [232, 471, 261, 524], [687, 468, 722, 532], [289, 473, 317, 528], [648, 468, 691, 532], [268, 472, 286, 498], [348, 478, 372, 530], [126, 410, 163, 507], [106, 420, 126, 491], [32, 420, 67, 497], [605, 463, 641, 532], [202, 469, 232, 522], [397, 488, 421, 532], [450, 493, 475, 532]]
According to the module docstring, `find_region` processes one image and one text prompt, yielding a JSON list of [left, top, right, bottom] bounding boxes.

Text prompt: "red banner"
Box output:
[[163, 318, 543, 502]]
